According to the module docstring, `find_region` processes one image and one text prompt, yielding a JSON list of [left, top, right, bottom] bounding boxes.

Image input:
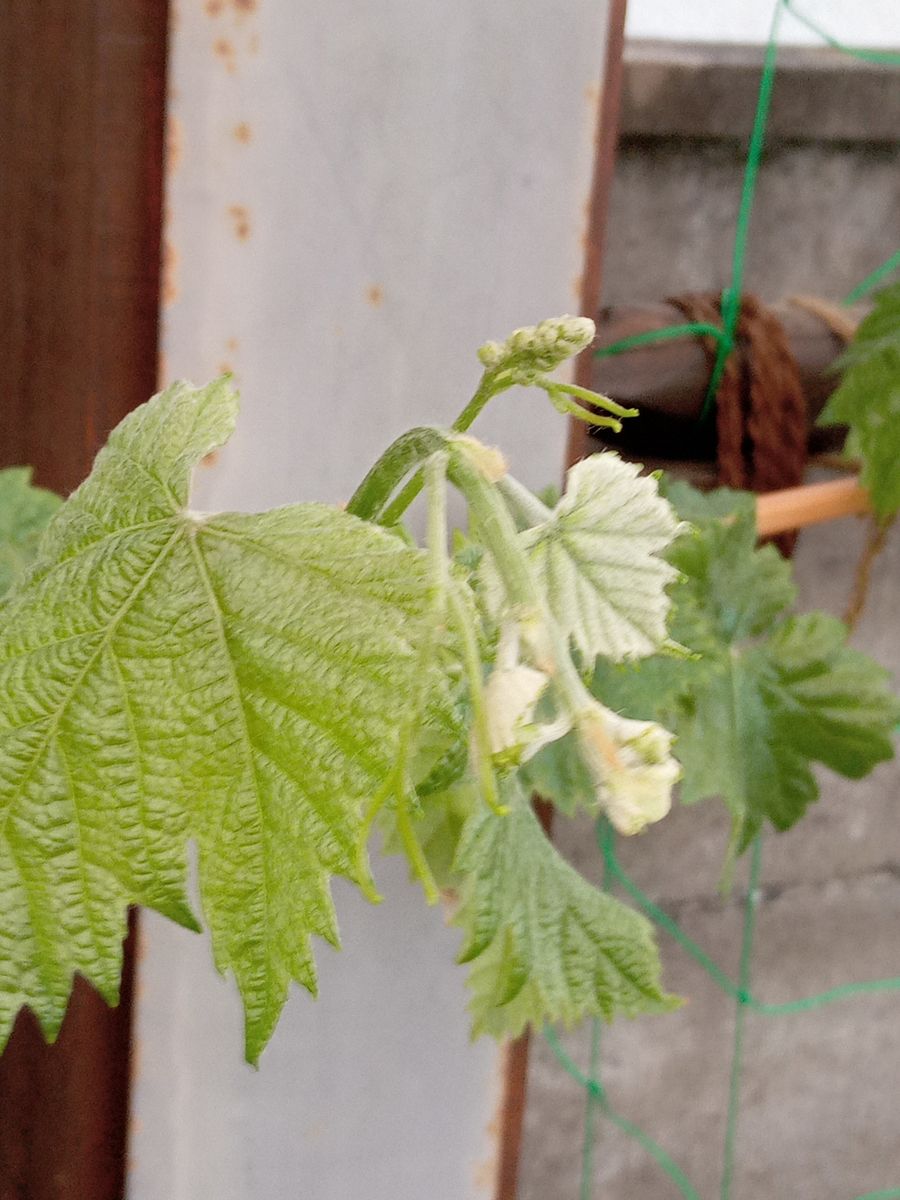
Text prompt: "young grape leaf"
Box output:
[[453, 781, 678, 1037], [485, 454, 682, 662], [818, 282, 900, 518], [0, 468, 61, 599], [0, 379, 451, 1062], [592, 483, 899, 848]]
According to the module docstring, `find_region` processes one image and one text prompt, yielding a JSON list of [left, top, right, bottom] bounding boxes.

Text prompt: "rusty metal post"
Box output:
[[0, 1, 169, 1196]]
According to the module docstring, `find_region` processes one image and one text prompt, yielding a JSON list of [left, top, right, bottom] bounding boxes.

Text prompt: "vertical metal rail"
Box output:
[[0, 1, 169, 1195], [494, 2, 629, 1196]]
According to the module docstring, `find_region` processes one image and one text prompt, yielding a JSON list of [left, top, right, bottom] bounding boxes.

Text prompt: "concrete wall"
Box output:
[[519, 41, 900, 1200]]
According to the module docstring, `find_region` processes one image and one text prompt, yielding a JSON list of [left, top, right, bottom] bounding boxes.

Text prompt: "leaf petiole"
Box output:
[[377, 371, 511, 524], [357, 453, 455, 902], [446, 583, 507, 817]]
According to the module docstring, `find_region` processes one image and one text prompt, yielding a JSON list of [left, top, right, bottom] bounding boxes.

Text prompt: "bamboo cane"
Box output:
[[755, 476, 870, 537]]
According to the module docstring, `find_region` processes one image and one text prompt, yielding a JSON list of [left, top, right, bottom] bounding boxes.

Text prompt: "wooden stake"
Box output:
[[755, 476, 870, 537]]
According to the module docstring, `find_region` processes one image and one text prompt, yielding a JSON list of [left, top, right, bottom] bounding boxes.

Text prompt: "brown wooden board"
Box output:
[[0, 2, 169, 1196]]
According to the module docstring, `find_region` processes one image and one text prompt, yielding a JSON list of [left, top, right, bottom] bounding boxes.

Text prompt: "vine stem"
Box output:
[[349, 364, 636, 528], [496, 475, 552, 528], [377, 372, 507, 524], [721, 835, 763, 1200], [446, 585, 505, 817], [446, 451, 604, 730], [355, 453, 451, 903], [843, 515, 894, 633]]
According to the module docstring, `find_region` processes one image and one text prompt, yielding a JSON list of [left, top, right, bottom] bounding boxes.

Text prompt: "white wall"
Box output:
[[627, 0, 899, 46], [130, 2, 612, 1198]]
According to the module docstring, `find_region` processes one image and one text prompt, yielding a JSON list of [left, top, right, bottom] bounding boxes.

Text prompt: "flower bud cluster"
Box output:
[[477, 316, 596, 384]]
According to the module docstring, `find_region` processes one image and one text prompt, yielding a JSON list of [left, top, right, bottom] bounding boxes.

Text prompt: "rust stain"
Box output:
[[165, 114, 185, 174], [365, 284, 384, 307], [584, 81, 600, 105], [202, 449, 222, 468], [161, 239, 180, 307], [206, 0, 258, 17], [129, 1038, 142, 1091], [233, 121, 253, 144], [473, 1045, 509, 1194], [156, 350, 168, 387], [217, 361, 234, 376], [225, 336, 239, 352], [213, 36, 237, 73], [130, 1030, 142, 1075], [227, 203, 251, 240], [248, 31, 260, 54]]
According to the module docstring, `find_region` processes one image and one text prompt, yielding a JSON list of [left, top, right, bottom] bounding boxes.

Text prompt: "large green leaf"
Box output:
[[0, 468, 60, 599], [662, 480, 796, 645], [453, 782, 678, 1037], [818, 282, 900, 518], [592, 483, 899, 848], [766, 613, 899, 780], [0, 380, 445, 1062]]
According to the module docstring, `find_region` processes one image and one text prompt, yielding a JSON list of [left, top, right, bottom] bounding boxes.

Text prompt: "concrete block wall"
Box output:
[[519, 41, 900, 1199]]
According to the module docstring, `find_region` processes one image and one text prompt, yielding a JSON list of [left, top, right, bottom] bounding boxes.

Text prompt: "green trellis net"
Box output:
[[545, 824, 900, 1199], [542, 2, 900, 1195]]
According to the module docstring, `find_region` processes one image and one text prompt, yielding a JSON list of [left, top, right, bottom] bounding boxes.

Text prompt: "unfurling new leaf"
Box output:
[[485, 454, 682, 662]]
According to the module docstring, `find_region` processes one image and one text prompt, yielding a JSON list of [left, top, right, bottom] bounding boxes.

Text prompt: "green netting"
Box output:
[[545, 823, 900, 1198], [548, 2, 900, 1194], [593, 0, 900, 414]]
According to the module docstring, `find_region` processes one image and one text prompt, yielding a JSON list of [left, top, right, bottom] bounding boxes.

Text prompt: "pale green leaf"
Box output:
[[0, 380, 445, 1062], [0, 469, 61, 599], [487, 454, 682, 662], [453, 782, 678, 1038]]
